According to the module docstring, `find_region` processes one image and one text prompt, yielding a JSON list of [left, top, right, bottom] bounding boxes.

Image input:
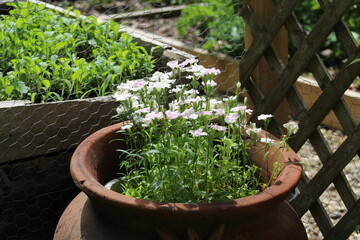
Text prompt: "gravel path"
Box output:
[[298, 127, 360, 239]]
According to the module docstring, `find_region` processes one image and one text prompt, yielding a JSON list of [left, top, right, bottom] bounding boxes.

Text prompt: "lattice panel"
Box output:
[[239, 0, 360, 239]]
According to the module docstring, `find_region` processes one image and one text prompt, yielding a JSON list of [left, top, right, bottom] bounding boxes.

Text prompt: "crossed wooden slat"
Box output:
[[238, 0, 359, 239]]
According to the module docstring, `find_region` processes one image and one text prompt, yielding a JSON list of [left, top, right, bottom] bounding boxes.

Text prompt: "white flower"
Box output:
[[169, 85, 184, 94], [183, 89, 199, 96], [181, 108, 197, 119], [202, 80, 217, 87], [201, 67, 221, 76], [246, 126, 261, 135], [189, 128, 208, 137], [225, 113, 239, 124], [187, 64, 207, 77], [209, 99, 223, 107], [258, 114, 273, 121], [148, 81, 172, 91], [208, 124, 227, 132], [165, 110, 181, 119], [167, 60, 179, 69], [113, 92, 133, 101], [184, 96, 205, 104], [231, 106, 247, 112], [169, 100, 181, 111], [135, 107, 151, 114], [245, 109, 253, 114], [283, 121, 299, 135], [116, 105, 127, 115], [213, 108, 226, 116], [260, 138, 275, 144], [149, 71, 171, 82], [179, 58, 198, 67], [188, 114, 198, 120], [122, 123, 133, 130]]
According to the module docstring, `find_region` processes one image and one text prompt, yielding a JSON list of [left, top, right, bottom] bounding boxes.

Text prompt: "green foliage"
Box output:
[[0, 1, 155, 103], [177, 0, 244, 57], [144, 0, 204, 7], [114, 63, 264, 203], [293, 0, 360, 66]]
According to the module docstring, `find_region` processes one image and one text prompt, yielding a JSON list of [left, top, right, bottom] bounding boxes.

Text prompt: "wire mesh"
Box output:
[[0, 0, 359, 239]]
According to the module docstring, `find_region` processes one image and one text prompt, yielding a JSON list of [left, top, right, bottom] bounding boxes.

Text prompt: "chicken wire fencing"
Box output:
[[0, 0, 359, 239]]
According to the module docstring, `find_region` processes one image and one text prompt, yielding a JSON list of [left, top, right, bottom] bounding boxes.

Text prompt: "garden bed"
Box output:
[[0, 1, 193, 238]]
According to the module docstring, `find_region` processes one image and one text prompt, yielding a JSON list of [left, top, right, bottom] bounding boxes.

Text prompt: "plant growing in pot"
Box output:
[[55, 59, 307, 239]]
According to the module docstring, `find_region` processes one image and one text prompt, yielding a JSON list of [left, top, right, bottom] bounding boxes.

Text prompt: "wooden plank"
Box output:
[[285, 11, 359, 134], [289, 57, 360, 150], [309, 199, 334, 236], [102, 4, 200, 21], [308, 129, 357, 210], [251, 0, 354, 120], [293, 172, 334, 236], [291, 123, 360, 217], [0, 1, 194, 163], [0, 96, 120, 163], [244, 0, 290, 125], [323, 199, 360, 240], [240, 0, 300, 85], [288, 82, 357, 217], [296, 77, 360, 130]]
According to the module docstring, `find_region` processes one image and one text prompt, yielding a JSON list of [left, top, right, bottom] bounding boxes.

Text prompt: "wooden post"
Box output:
[[244, 0, 289, 125]]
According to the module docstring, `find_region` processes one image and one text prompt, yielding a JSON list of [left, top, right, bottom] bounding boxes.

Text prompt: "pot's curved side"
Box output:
[[63, 122, 306, 239], [54, 192, 307, 240]]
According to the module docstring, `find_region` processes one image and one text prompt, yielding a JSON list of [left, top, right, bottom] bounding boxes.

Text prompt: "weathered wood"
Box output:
[[285, 10, 359, 134], [309, 199, 334, 236], [102, 4, 200, 21], [289, 57, 360, 150], [240, 0, 299, 85], [251, 0, 355, 120], [294, 172, 334, 236], [323, 199, 360, 240], [291, 123, 360, 217], [309, 129, 357, 210], [244, 0, 290, 125], [0, 96, 120, 163], [0, 1, 194, 164], [287, 80, 357, 216], [296, 78, 360, 131]]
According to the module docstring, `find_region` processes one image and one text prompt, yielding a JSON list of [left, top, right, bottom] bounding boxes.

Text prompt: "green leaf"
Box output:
[[72, 69, 83, 80], [42, 79, 51, 89], [4, 85, 14, 95], [30, 92, 36, 103], [55, 41, 67, 50], [32, 65, 41, 74], [15, 18, 24, 28], [73, 10, 81, 18], [350, 58, 360, 65]]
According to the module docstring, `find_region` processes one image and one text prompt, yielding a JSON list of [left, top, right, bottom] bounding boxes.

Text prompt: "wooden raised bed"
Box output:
[[0, 1, 193, 238]]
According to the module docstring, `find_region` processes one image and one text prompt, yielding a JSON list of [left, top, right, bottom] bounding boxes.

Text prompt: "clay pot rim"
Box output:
[[70, 122, 302, 216]]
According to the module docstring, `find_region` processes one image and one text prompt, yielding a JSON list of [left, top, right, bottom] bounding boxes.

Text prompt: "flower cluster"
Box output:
[[112, 59, 298, 203]]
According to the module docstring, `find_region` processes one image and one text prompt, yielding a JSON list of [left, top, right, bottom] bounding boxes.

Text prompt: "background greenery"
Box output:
[[0, 2, 155, 103]]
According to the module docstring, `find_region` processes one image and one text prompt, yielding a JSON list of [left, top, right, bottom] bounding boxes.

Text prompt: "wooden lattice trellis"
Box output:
[[239, 0, 360, 239]]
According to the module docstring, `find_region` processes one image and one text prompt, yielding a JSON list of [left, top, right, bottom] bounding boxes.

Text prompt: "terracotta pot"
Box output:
[[55, 122, 307, 240]]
